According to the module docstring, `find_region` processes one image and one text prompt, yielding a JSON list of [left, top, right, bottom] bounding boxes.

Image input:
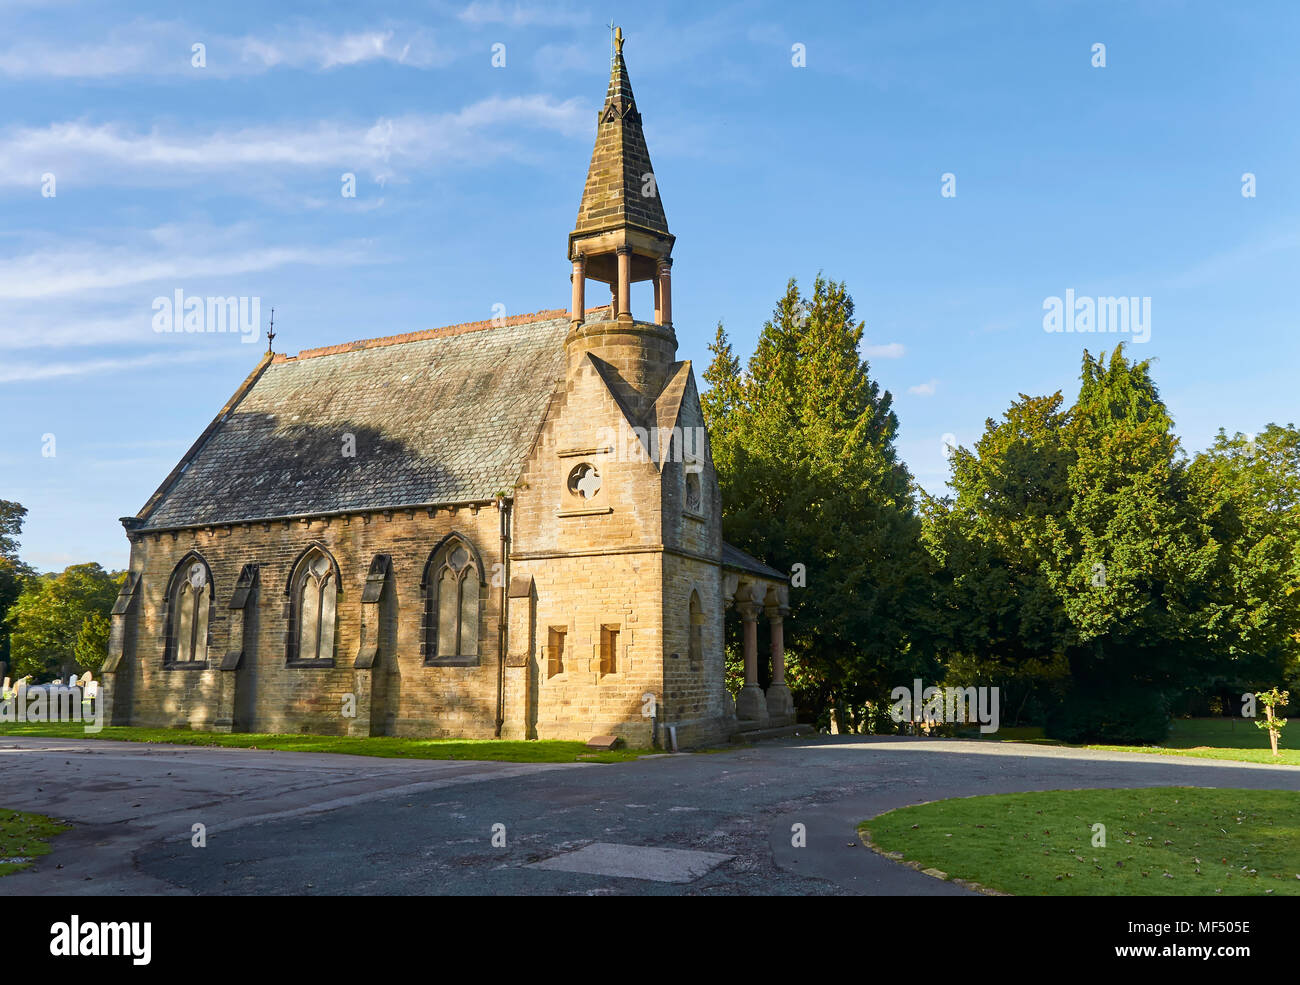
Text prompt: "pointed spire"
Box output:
[[571, 27, 670, 240]]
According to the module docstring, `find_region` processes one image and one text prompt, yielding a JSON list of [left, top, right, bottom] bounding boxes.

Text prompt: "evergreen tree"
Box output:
[[703, 276, 937, 730]]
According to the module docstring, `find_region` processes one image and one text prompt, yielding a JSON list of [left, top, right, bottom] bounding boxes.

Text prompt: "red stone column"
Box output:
[[616, 246, 632, 322], [734, 597, 768, 724], [570, 254, 585, 325], [657, 257, 673, 327]]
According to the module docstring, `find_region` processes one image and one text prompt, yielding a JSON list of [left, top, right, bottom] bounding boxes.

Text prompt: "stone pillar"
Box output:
[[616, 246, 632, 322], [501, 576, 537, 740], [570, 254, 586, 325], [653, 275, 662, 324], [734, 599, 768, 724], [765, 604, 794, 723], [99, 572, 141, 726], [657, 257, 673, 327]]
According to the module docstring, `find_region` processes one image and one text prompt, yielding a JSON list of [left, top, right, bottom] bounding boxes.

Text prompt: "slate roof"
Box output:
[[722, 542, 787, 581], [135, 309, 579, 531], [571, 43, 669, 239]]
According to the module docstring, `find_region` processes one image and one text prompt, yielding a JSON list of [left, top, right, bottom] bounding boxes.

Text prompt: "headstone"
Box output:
[[586, 735, 624, 751]]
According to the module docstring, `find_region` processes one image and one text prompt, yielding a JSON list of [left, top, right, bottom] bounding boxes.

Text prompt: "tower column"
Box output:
[[657, 257, 673, 327], [734, 597, 768, 724], [616, 246, 632, 322], [765, 604, 794, 723], [570, 254, 586, 326]]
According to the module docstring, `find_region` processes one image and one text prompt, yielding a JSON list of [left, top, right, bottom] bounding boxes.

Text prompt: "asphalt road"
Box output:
[[2, 735, 1297, 896]]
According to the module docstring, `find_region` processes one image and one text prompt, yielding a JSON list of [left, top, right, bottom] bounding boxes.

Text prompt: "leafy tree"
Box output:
[[0, 501, 33, 670], [703, 276, 938, 730], [7, 563, 124, 680], [926, 347, 1223, 741], [921, 392, 1075, 724], [73, 612, 113, 674], [0, 500, 26, 561], [1188, 425, 1300, 695]]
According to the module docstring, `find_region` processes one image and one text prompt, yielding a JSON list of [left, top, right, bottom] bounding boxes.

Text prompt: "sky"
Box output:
[[1, 0, 1297, 573]]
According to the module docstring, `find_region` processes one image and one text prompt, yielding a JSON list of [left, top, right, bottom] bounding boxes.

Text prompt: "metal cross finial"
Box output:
[[266, 306, 275, 354]]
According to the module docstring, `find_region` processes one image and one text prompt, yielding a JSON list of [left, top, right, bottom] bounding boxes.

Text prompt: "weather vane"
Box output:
[[266, 307, 275, 354]]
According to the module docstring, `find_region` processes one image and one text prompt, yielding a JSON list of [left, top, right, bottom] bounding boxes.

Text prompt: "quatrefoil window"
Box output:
[[567, 463, 602, 500]]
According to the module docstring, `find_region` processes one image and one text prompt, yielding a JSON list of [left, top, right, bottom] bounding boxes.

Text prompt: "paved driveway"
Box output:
[[2, 735, 1297, 895]]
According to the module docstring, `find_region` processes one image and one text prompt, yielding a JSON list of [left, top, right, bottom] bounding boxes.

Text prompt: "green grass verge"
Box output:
[[0, 810, 70, 877], [0, 722, 654, 764], [980, 718, 1300, 766], [861, 787, 1300, 896]]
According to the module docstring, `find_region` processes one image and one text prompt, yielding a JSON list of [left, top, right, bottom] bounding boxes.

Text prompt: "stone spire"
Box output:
[[568, 27, 674, 329]]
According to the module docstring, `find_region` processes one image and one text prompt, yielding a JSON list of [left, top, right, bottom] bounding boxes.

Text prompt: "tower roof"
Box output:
[[571, 28, 671, 250]]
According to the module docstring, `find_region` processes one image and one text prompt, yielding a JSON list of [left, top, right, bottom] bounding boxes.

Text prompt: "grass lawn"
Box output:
[[0, 810, 70, 877], [980, 717, 1300, 766], [861, 787, 1300, 896], [0, 722, 654, 764]]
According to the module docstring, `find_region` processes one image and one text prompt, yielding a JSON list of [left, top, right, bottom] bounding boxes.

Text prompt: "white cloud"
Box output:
[[458, 1, 589, 28], [862, 341, 906, 359], [907, 379, 938, 396], [0, 96, 587, 187], [0, 349, 227, 384], [0, 22, 450, 79], [0, 240, 368, 302]]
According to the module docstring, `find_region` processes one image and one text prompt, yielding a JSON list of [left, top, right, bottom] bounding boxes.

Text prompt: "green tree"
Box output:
[[926, 347, 1223, 741], [1188, 425, 1300, 695], [703, 276, 938, 731], [7, 563, 123, 680], [921, 392, 1075, 724], [0, 501, 33, 669], [0, 500, 26, 560]]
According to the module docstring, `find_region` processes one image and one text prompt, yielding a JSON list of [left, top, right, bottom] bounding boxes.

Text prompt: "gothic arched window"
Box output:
[[166, 555, 213, 665], [688, 590, 704, 671], [422, 536, 483, 666], [287, 547, 339, 665]]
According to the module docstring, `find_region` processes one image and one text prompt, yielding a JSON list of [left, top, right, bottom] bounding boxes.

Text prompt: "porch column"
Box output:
[[616, 246, 632, 322], [734, 599, 768, 724], [653, 275, 662, 325], [657, 257, 673, 327], [765, 603, 794, 723], [570, 254, 585, 326]]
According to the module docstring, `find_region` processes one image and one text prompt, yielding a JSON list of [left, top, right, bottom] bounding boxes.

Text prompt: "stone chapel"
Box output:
[[101, 29, 793, 748]]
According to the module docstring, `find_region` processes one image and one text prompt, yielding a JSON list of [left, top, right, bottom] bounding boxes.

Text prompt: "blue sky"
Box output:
[[1, 0, 1297, 572]]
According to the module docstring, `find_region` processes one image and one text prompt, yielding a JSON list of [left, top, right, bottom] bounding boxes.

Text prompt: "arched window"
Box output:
[[689, 590, 704, 671], [422, 536, 483, 666], [287, 546, 339, 665], [166, 555, 213, 665]]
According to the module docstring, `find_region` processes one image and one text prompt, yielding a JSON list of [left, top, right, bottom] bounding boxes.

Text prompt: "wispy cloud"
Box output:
[[0, 21, 451, 79], [907, 379, 938, 396], [0, 349, 233, 384], [0, 96, 588, 188], [862, 341, 906, 359], [457, 1, 590, 28], [0, 239, 368, 302]]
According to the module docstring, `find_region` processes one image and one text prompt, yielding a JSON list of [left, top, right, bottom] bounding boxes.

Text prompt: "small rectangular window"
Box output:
[[547, 626, 566, 678], [599, 624, 619, 676]]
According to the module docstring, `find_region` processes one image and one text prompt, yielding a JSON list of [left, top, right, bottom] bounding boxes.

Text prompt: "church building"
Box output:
[[101, 29, 792, 748]]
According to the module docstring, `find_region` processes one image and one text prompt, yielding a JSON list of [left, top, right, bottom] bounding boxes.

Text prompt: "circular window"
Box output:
[[567, 463, 602, 500]]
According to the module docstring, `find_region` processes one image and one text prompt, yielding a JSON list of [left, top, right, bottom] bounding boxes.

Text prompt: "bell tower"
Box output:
[[566, 27, 677, 414]]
